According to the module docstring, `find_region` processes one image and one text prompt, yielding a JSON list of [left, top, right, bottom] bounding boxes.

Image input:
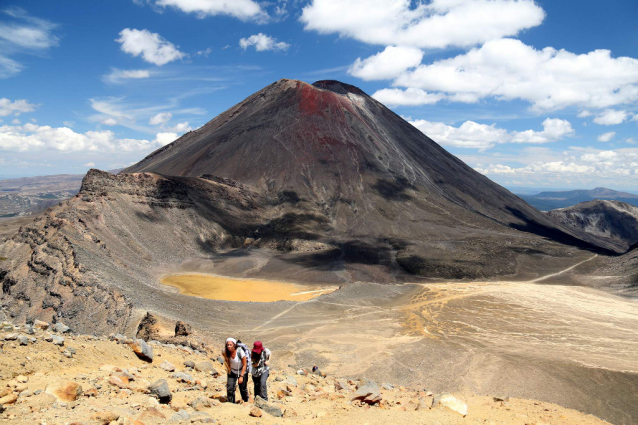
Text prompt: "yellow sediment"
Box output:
[[161, 274, 336, 302]]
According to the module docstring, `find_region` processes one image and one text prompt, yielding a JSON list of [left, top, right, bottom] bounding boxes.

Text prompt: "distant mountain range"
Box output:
[[520, 187, 638, 211]]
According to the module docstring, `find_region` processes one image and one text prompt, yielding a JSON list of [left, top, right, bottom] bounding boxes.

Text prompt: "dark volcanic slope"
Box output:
[[547, 200, 638, 252], [523, 187, 638, 210], [125, 79, 613, 259]]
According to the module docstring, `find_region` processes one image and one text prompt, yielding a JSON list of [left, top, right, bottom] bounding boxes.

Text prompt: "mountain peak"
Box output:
[[312, 80, 367, 96]]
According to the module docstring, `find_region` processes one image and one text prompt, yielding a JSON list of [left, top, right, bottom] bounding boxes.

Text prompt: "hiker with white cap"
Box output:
[[222, 337, 250, 403]]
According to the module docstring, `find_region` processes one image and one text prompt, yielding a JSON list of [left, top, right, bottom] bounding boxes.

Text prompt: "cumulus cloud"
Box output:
[[301, 0, 544, 49], [385, 38, 638, 111], [103, 68, 151, 84], [84, 162, 95, 167], [101, 118, 118, 126], [149, 112, 172, 125], [0, 8, 59, 78], [165, 122, 191, 133], [117, 28, 186, 66], [409, 117, 574, 150], [373, 88, 444, 106], [239, 33, 289, 52], [0, 122, 179, 152], [476, 161, 593, 175], [592, 109, 628, 126], [349, 46, 423, 80], [0, 98, 37, 116], [597, 132, 616, 142], [154, 0, 266, 21]]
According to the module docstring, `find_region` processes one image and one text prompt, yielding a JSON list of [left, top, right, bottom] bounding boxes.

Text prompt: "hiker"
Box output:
[[222, 337, 250, 403], [251, 341, 271, 401]]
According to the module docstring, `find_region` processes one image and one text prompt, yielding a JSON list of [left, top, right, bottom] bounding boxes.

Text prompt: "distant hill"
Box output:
[[521, 187, 638, 211], [546, 200, 638, 252]]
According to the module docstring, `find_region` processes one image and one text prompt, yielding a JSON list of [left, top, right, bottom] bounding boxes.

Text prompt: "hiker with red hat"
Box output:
[[251, 341, 272, 401]]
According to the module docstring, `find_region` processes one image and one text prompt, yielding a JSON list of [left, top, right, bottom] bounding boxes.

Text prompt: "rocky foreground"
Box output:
[[0, 321, 609, 425]]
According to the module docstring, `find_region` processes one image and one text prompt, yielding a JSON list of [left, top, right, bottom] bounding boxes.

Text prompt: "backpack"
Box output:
[[236, 341, 252, 373]]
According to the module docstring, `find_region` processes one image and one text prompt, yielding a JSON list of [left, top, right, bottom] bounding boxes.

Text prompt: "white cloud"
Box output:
[[409, 117, 574, 150], [63, 121, 74, 127], [149, 112, 172, 125], [301, 0, 545, 49], [116, 28, 186, 66], [11, 119, 20, 125], [165, 121, 191, 133], [580, 150, 618, 163], [592, 109, 628, 126], [577, 110, 592, 118], [388, 38, 638, 111], [349, 46, 423, 80], [0, 122, 177, 152], [239, 33, 289, 52], [373, 88, 444, 106], [101, 118, 118, 126], [0, 8, 59, 78], [597, 132, 616, 142], [154, 0, 266, 21], [84, 162, 95, 167], [0, 98, 37, 116], [103, 68, 151, 84]]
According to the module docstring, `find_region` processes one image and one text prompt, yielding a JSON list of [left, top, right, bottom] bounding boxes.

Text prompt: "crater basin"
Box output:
[[161, 274, 337, 302]]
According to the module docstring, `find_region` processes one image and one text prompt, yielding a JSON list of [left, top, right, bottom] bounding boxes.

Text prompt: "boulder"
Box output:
[[159, 361, 176, 372], [174, 321, 191, 336], [184, 360, 195, 369], [148, 379, 172, 404], [4, 333, 17, 341], [432, 393, 467, 416], [45, 381, 83, 402], [255, 395, 283, 417], [17, 335, 28, 346], [52, 322, 70, 333], [351, 381, 382, 404], [127, 338, 154, 362], [52, 335, 64, 346]]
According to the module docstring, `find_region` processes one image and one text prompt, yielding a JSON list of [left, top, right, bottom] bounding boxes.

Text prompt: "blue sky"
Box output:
[[1, 0, 637, 191]]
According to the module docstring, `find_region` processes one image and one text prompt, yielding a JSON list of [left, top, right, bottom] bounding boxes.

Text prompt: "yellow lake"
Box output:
[[161, 274, 337, 302]]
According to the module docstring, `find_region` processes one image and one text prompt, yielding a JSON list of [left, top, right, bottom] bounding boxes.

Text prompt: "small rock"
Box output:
[[285, 376, 298, 387], [159, 361, 176, 372], [194, 361, 217, 374], [137, 407, 166, 421], [17, 335, 28, 346], [493, 395, 510, 402], [416, 398, 430, 411], [16, 375, 28, 383], [274, 375, 284, 382], [334, 379, 348, 391], [189, 397, 213, 411], [0, 322, 14, 332], [4, 333, 17, 341], [382, 383, 394, 390], [171, 372, 194, 383], [216, 356, 224, 365], [0, 393, 18, 405], [45, 381, 82, 402], [91, 411, 120, 424], [51, 335, 64, 346], [190, 411, 215, 423], [169, 410, 190, 423], [174, 321, 191, 336], [184, 360, 195, 369], [432, 393, 467, 416], [83, 388, 98, 397], [52, 322, 70, 334], [148, 379, 172, 404], [351, 381, 382, 404], [127, 338, 153, 362], [250, 407, 263, 417], [33, 320, 49, 330], [255, 395, 283, 417]]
